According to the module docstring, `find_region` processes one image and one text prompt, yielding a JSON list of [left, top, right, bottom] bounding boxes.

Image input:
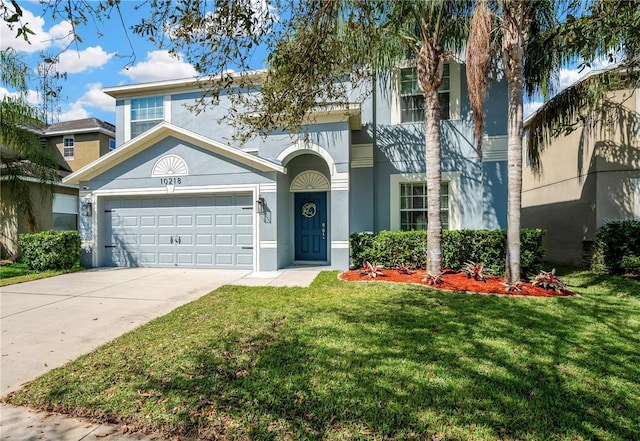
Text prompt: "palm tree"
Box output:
[[1, 48, 57, 235], [467, 0, 559, 284]]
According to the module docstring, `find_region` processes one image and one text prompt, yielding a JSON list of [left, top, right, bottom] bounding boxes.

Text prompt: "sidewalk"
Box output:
[[1, 267, 322, 441]]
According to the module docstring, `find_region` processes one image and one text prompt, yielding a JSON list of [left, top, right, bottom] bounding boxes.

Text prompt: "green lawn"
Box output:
[[6, 270, 640, 440], [0, 262, 81, 286]]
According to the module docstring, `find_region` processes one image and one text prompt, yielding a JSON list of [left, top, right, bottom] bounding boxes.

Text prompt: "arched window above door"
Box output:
[[290, 170, 330, 192]]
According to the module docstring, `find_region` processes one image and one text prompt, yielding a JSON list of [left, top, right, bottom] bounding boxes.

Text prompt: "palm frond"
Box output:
[[466, 0, 493, 154]]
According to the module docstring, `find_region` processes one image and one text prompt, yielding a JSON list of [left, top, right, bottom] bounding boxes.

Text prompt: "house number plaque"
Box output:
[[159, 177, 182, 185]]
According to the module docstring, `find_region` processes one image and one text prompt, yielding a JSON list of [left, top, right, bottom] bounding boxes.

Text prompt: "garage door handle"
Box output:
[[242, 246, 253, 250], [177, 236, 181, 244], [170, 236, 173, 244]]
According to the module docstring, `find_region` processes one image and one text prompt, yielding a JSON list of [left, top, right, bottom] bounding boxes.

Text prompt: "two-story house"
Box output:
[[1, 118, 115, 258], [63, 62, 510, 271], [522, 74, 640, 267]]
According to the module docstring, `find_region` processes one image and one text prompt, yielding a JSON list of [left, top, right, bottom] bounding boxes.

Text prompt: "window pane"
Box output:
[[399, 182, 450, 231], [131, 97, 163, 121], [401, 95, 424, 123], [400, 68, 419, 95], [131, 120, 161, 138], [53, 213, 77, 231], [439, 92, 450, 120]]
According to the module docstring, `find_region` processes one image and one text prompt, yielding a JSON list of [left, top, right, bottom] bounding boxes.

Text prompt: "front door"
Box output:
[[295, 192, 327, 261]]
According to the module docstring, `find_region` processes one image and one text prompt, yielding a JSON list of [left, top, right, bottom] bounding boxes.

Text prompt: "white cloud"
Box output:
[[58, 101, 89, 122], [120, 50, 198, 83], [77, 83, 115, 111], [0, 87, 42, 107], [0, 7, 73, 53], [56, 83, 115, 122], [524, 101, 544, 119], [56, 46, 115, 74]]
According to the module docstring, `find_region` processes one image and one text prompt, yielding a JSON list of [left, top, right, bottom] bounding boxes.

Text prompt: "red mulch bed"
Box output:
[[339, 269, 575, 297]]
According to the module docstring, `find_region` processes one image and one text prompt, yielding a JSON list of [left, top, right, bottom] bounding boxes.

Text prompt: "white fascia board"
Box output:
[[0, 175, 78, 189], [103, 70, 266, 99], [63, 122, 284, 185], [44, 127, 115, 137]]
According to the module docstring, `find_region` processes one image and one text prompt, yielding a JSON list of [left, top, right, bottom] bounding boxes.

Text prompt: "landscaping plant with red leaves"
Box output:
[[340, 268, 574, 297]]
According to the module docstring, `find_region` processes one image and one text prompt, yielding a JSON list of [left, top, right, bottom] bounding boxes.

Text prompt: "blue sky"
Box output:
[[1, 1, 606, 125]]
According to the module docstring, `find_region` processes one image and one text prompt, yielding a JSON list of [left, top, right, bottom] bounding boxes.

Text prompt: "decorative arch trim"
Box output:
[[290, 170, 330, 192], [151, 154, 189, 177], [277, 140, 337, 176]]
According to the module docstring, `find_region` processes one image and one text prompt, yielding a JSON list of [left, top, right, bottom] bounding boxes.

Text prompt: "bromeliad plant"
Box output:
[[502, 281, 524, 292], [531, 269, 567, 293], [395, 263, 414, 275], [423, 272, 444, 286], [360, 261, 384, 278], [461, 261, 489, 281]]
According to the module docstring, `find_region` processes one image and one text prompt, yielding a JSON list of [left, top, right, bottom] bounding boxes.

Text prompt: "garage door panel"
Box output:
[[177, 253, 194, 264], [158, 253, 175, 264], [215, 234, 233, 245], [237, 253, 253, 266], [140, 216, 156, 227], [196, 254, 213, 265], [106, 193, 253, 268], [140, 234, 156, 245], [196, 215, 212, 226], [177, 215, 193, 226], [158, 215, 174, 227], [196, 234, 213, 245], [215, 214, 232, 226], [140, 253, 157, 264]]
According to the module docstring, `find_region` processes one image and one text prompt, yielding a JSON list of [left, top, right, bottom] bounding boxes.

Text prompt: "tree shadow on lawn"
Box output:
[[132, 284, 640, 440], [14, 278, 639, 440]]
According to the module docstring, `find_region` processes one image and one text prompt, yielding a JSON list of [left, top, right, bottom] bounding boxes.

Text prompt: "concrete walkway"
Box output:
[[0, 267, 321, 440]]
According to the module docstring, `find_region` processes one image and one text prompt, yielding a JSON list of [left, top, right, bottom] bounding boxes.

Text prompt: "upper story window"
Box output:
[[131, 96, 163, 138], [399, 64, 450, 123], [63, 136, 74, 159], [109, 139, 116, 151]]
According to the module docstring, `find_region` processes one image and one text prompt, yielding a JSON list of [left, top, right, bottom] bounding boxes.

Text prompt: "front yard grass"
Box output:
[[6, 269, 640, 440], [0, 262, 82, 286]]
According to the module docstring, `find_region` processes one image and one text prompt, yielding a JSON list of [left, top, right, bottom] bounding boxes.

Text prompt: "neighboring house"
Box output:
[[64, 62, 510, 271], [43, 118, 116, 172], [0, 118, 115, 258], [522, 81, 640, 267]]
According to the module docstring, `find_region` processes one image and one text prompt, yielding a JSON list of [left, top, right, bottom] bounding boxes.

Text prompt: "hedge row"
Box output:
[[591, 220, 640, 275], [18, 230, 81, 271], [350, 229, 546, 276]]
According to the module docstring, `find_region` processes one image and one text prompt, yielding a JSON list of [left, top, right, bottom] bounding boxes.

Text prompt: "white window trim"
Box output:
[[391, 61, 461, 125], [124, 95, 170, 142], [63, 135, 75, 159], [389, 172, 461, 230]]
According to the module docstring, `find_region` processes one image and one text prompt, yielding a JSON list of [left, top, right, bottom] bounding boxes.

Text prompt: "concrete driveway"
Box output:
[[1, 267, 254, 395]]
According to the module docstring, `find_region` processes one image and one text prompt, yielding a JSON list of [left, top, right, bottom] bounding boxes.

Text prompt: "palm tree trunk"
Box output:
[[416, 41, 444, 277], [502, 0, 526, 284], [505, 72, 523, 283], [424, 88, 443, 276]]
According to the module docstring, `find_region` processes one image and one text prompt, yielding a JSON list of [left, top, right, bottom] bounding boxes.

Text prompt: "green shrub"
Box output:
[[591, 220, 640, 274], [350, 229, 546, 276], [18, 231, 81, 271], [620, 255, 640, 275]]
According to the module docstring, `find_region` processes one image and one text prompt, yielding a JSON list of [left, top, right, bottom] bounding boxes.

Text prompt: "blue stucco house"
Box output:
[[63, 61, 509, 271]]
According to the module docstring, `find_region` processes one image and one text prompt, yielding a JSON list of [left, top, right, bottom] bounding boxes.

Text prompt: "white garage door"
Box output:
[[104, 194, 254, 268]]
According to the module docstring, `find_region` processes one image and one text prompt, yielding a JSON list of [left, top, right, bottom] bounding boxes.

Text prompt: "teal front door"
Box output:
[[295, 192, 327, 261]]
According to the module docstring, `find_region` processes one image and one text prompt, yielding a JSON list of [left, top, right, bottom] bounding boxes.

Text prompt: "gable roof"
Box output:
[[62, 121, 285, 185], [44, 118, 116, 136]]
